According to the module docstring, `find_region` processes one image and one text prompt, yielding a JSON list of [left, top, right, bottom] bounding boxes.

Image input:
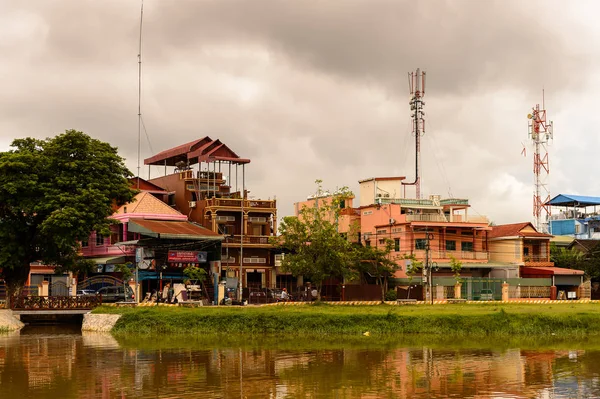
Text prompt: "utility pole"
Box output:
[[424, 230, 434, 305]]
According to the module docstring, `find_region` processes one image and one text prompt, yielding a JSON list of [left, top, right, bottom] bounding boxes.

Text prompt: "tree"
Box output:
[[273, 180, 355, 300], [354, 239, 398, 302], [0, 130, 136, 295], [404, 254, 423, 299], [551, 243, 600, 280], [449, 255, 463, 283], [183, 265, 207, 286], [115, 263, 133, 301]]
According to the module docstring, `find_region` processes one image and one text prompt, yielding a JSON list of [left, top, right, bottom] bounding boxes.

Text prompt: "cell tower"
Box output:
[[527, 98, 553, 233], [405, 68, 426, 199]]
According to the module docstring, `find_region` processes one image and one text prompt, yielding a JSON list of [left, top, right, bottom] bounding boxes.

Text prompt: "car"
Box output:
[[479, 289, 494, 301], [76, 289, 96, 297], [96, 285, 135, 303]]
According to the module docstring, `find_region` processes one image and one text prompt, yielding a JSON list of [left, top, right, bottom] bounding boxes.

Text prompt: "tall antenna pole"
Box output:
[[404, 68, 426, 199], [528, 95, 553, 232], [136, 0, 144, 189]]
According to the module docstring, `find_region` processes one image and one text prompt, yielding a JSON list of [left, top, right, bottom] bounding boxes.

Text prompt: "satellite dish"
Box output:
[[138, 260, 152, 270]]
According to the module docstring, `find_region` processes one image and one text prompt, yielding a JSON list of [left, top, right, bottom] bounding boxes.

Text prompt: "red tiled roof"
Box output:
[[489, 222, 552, 239], [128, 219, 222, 240]]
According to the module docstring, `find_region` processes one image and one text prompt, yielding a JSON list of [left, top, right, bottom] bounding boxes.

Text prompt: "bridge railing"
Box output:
[[9, 295, 102, 310]]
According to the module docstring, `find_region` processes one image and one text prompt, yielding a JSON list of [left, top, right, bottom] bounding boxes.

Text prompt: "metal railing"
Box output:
[[226, 235, 272, 245], [10, 295, 102, 310], [414, 249, 489, 261], [406, 214, 448, 222]]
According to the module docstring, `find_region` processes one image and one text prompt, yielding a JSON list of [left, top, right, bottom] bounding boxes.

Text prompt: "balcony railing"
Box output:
[[413, 249, 489, 261], [406, 214, 448, 222], [224, 235, 272, 245], [206, 198, 276, 209], [523, 255, 551, 262]]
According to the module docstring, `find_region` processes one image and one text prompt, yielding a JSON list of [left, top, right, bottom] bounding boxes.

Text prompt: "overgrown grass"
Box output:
[[94, 302, 600, 337]]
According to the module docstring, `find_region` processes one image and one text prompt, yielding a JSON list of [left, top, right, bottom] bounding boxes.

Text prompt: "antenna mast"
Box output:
[[527, 95, 553, 232], [136, 0, 144, 189], [404, 68, 426, 199]]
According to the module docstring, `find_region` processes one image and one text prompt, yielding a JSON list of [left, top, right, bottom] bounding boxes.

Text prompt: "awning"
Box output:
[[521, 266, 584, 276], [91, 256, 126, 265], [137, 270, 185, 281], [128, 219, 224, 241], [546, 194, 600, 207]]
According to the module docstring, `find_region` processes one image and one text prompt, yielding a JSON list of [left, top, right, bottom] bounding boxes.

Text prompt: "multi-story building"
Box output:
[[547, 194, 600, 239], [144, 137, 279, 291]]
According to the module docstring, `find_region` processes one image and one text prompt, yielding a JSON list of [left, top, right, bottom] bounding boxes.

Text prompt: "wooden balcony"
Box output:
[[205, 198, 276, 210]]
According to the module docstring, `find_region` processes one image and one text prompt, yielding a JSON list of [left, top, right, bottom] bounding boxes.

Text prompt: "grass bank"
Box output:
[[94, 302, 600, 337]]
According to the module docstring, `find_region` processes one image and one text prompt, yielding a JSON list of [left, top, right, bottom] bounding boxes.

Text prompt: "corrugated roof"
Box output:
[[521, 266, 584, 276], [489, 222, 552, 239], [128, 219, 223, 240], [144, 137, 250, 166], [546, 194, 600, 207]]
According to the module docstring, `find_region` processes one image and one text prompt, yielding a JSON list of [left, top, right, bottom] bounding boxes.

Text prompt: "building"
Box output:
[[547, 194, 600, 239], [144, 137, 279, 293], [488, 222, 585, 300], [79, 178, 223, 301]]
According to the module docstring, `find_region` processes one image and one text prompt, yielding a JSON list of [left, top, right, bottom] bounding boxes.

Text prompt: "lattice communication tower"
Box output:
[[528, 101, 553, 232]]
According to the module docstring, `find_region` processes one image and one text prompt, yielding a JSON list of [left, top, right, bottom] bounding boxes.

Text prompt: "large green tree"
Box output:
[[273, 181, 355, 300], [551, 243, 600, 280], [0, 130, 136, 294], [354, 239, 398, 302]]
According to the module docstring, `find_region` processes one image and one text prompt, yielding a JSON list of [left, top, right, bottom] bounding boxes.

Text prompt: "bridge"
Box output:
[[8, 295, 102, 318]]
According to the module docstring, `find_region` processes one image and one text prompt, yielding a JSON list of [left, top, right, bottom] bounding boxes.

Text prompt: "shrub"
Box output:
[[384, 289, 397, 301]]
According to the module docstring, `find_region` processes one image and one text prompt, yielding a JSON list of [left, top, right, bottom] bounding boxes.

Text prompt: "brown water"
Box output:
[[1, 326, 600, 398]]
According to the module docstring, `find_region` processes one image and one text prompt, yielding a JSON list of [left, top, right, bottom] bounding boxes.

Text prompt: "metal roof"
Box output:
[[546, 194, 600, 207], [128, 219, 223, 241]]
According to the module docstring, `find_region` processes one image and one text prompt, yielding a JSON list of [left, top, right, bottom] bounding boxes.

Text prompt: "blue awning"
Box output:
[[137, 270, 184, 281], [546, 194, 600, 207]]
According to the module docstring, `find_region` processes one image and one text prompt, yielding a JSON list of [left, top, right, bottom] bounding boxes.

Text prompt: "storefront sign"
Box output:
[[167, 250, 207, 263]]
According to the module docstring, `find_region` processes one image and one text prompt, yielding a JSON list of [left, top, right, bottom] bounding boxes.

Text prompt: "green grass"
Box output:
[[93, 302, 600, 337]]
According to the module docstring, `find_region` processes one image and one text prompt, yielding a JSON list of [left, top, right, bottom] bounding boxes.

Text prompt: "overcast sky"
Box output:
[[2, 0, 599, 226]]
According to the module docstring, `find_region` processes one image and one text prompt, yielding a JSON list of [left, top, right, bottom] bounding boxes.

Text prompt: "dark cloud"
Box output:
[[0, 0, 598, 225]]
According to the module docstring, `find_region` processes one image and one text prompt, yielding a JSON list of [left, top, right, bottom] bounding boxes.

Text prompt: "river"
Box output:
[[1, 326, 599, 398]]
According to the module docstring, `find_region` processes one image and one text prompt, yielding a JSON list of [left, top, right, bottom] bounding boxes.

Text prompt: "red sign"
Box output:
[[167, 250, 207, 263]]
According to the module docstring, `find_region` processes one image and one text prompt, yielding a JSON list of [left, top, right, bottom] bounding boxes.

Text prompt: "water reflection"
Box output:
[[1, 327, 600, 398]]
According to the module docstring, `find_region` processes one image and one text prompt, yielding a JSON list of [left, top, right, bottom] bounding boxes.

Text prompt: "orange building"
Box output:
[[144, 137, 282, 292]]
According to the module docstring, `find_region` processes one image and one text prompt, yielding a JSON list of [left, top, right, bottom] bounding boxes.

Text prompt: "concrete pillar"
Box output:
[[70, 277, 77, 297], [550, 286, 557, 300], [502, 282, 509, 302], [454, 283, 462, 299], [40, 280, 49, 297], [435, 285, 444, 300], [579, 280, 591, 299]]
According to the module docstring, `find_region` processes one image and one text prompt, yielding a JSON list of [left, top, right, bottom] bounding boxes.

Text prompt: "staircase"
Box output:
[[202, 271, 216, 305]]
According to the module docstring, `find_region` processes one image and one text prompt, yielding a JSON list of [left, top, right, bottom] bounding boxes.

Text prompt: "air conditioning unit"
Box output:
[[188, 201, 197, 208]]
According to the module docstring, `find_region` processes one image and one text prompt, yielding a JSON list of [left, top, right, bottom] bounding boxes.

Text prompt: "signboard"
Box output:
[[167, 250, 207, 263]]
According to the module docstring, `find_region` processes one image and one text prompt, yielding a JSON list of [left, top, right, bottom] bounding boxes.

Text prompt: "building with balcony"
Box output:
[[144, 137, 279, 292], [546, 194, 600, 239]]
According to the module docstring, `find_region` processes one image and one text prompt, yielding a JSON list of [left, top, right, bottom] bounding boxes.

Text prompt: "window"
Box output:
[[95, 234, 104, 246], [392, 228, 403, 233], [415, 239, 427, 250], [446, 229, 457, 235], [377, 229, 387, 234], [461, 231, 473, 236], [363, 210, 373, 216], [81, 240, 88, 248], [365, 241, 371, 247], [461, 241, 473, 252], [379, 239, 386, 244], [446, 240, 456, 251], [523, 247, 530, 256], [394, 238, 400, 252]]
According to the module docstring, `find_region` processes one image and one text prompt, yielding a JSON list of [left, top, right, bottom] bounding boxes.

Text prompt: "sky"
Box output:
[[2, 0, 600, 226]]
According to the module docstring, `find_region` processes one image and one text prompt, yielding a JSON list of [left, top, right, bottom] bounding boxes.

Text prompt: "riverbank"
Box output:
[[94, 302, 600, 336]]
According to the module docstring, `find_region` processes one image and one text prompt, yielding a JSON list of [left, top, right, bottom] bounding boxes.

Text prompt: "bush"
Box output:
[[384, 289, 397, 301]]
